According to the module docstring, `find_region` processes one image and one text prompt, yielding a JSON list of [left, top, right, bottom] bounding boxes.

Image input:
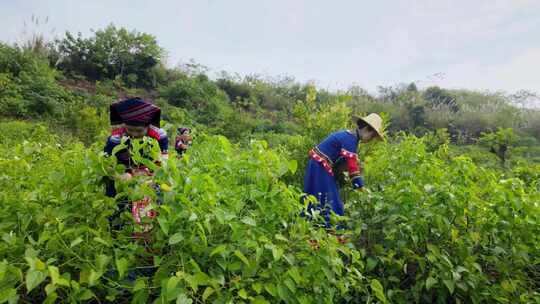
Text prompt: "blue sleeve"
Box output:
[[158, 129, 168, 152], [103, 137, 119, 198], [104, 137, 118, 156], [352, 176, 364, 189]]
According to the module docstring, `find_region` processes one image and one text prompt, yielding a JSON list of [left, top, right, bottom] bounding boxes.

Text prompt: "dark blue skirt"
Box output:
[[302, 159, 344, 225]]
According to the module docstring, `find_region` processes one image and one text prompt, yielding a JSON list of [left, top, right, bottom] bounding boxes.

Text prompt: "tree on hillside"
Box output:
[[423, 86, 459, 112], [55, 24, 163, 87], [406, 82, 418, 92], [478, 128, 518, 165]]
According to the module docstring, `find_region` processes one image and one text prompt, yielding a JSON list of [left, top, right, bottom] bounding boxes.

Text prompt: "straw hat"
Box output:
[[353, 113, 384, 140]]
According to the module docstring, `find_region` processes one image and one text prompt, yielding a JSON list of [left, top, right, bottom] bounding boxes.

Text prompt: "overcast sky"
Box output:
[[1, 0, 539, 94]]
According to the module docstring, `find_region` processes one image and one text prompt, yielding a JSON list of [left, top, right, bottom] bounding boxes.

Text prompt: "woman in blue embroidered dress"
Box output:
[[303, 113, 384, 228]]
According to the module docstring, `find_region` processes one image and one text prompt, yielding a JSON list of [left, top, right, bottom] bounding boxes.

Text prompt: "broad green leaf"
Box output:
[[277, 283, 289, 301], [234, 250, 250, 266], [157, 217, 170, 235], [70, 237, 83, 248], [366, 257, 378, 271], [501, 280, 513, 292], [252, 283, 263, 294], [133, 278, 146, 292], [93, 237, 110, 247], [443, 279, 455, 294], [26, 270, 47, 293], [264, 283, 277, 297], [241, 217, 256, 226], [167, 276, 180, 292], [88, 270, 103, 287], [96, 255, 110, 272], [426, 244, 440, 256], [202, 287, 214, 301], [115, 258, 128, 279], [0, 288, 18, 304], [284, 278, 296, 292], [271, 247, 284, 262], [133, 289, 149, 304], [288, 160, 297, 173], [48, 266, 70, 287], [35, 258, 46, 271], [44, 283, 56, 295], [78, 289, 95, 301], [370, 279, 388, 304], [493, 246, 506, 255], [176, 293, 193, 304], [169, 233, 184, 245], [43, 291, 58, 304], [193, 272, 211, 286], [451, 229, 459, 242], [287, 267, 302, 284], [238, 288, 248, 299], [275, 234, 288, 242], [210, 245, 227, 257], [251, 297, 270, 304], [0, 262, 6, 281], [426, 277, 437, 290]]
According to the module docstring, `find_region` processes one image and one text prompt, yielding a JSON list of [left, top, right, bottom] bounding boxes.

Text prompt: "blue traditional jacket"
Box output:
[[310, 130, 361, 178]]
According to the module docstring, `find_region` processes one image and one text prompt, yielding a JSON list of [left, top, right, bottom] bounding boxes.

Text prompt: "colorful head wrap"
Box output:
[[110, 97, 161, 127], [177, 127, 191, 134]]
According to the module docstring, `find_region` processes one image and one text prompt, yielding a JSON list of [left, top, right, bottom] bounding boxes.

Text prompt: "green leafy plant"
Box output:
[[478, 128, 518, 165]]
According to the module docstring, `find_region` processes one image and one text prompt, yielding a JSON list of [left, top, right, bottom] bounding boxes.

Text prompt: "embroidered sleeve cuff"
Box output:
[[339, 149, 357, 159]]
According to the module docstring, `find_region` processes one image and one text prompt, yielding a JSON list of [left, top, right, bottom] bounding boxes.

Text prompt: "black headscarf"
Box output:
[[110, 97, 161, 127]]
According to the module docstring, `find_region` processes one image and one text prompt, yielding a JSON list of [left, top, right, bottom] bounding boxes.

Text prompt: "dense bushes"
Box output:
[[2, 24, 540, 148], [54, 25, 163, 88], [0, 119, 538, 303], [0, 43, 72, 118]]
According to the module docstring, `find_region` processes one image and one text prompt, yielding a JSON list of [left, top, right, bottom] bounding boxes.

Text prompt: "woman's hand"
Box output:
[[117, 172, 133, 181], [132, 167, 151, 176]]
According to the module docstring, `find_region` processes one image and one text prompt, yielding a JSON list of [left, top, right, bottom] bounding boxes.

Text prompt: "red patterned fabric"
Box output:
[[109, 126, 160, 140], [147, 125, 161, 140], [339, 149, 361, 177], [309, 149, 334, 176], [111, 127, 126, 136], [131, 197, 157, 235]]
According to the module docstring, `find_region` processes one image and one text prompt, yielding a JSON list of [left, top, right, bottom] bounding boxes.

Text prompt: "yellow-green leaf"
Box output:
[[93, 237, 110, 247], [234, 250, 250, 266], [238, 289, 248, 299], [48, 266, 69, 287], [443, 279, 455, 294], [370, 279, 388, 304], [70, 237, 83, 248], [115, 258, 129, 279], [426, 277, 437, 290], [202, 287, 214, 302], [252, 282, 263, 294], [169, 233, 184, 245], [35, 258, 46, 271], [210, 245, 227, 257]]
